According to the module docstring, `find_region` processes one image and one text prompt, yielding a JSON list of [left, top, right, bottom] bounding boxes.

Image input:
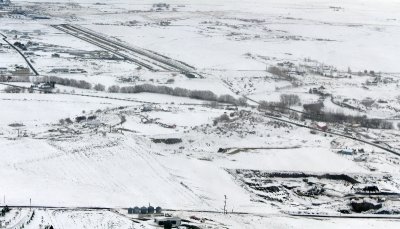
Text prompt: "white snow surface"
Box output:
[[1, 0, 400, 228]]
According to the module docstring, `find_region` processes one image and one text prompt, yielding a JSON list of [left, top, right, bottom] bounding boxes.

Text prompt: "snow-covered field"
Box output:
[[3, 208, 400, 229], [1, 0, 400, 228]]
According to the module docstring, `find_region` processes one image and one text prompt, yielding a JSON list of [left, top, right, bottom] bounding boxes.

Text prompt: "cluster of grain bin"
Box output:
[[128, 206, 162, 214]]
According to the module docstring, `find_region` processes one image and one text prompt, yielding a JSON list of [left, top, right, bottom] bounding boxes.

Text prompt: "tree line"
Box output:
[[1, 75, 246, 105], [108, 84, 247, 105], [259, 97, 393, 129]]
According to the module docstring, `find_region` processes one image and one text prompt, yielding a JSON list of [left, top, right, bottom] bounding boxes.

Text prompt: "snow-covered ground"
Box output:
[[1, 0, 400, 228], [3, 208, 400, 229]]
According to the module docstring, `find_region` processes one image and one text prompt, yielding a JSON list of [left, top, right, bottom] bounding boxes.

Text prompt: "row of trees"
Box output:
[[259, 94, 301, 110], [280, 94, 301, 107], [48, 76, 92, 89], [107, 84, 247, 105], [94, 83, 106, 91], [1, 75, 246, 105], [267, 66, 287, 78], [301, 102, 393, 129], [258, 100, 286, 110], [302, 110, 393, 129], [267, 65, 297, 81], [0, 75, 93, 89], [0, 75, 30, 82], [259, 98, 393, 129]]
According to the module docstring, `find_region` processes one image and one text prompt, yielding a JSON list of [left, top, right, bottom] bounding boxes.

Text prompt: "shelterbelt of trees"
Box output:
[[1, 75, 247, 106]]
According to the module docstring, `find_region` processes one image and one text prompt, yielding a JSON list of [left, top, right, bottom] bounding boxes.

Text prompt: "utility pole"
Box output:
[[223, 195, 227, 214]]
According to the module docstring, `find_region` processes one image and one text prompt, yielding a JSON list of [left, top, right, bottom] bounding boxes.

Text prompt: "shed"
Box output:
[[316, 122, 328, 131], [154, 217, 181, 227], [338, 149, 354, 155]]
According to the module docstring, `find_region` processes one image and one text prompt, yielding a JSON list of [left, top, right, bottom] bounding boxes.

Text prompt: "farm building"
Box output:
[[154, 217, 181, 227], [12, 66, 30, 76], [316, 122, 328, 131], [338, 149, 355, 155], [141, 105, 153, 112]]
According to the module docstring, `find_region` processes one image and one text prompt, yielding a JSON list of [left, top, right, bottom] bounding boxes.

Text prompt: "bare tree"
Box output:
[[94, 83, 105, 91], [108, 85, 120, 93], [267, 66, 286, 77], [218, 94, 237, 104], [280, 94, 300, 107], [303, 102, 324, 114]]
